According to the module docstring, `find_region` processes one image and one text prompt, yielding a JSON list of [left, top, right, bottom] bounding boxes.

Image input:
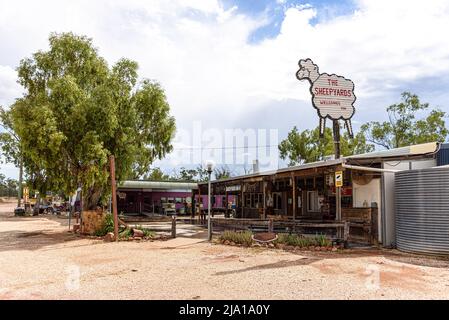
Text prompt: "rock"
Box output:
[[268, 243, 275, 248], [276, 244, 285, 249], [332, 247, 338, 252], [230, 242, 236, 246], [315, 246, 321, 251], [285, 246, 295, 251], [133, 229, 144, 238], [224, 240, 230, 245], [308, 246, 315, 251], [104, 232, 115, 242], [134, 237, 142, 241]]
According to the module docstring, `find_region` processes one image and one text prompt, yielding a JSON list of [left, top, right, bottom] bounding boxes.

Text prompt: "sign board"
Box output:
[[296, 58, 355, 137], [23, 187, 29, 203], [226, 185, 241, 192], [335, 171, 343, 188]]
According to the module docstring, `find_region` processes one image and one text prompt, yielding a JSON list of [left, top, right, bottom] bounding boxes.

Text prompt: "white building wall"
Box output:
[[353, 179, 381, 208], [381, 159, 436, 247], [353, 178, 382, 243]]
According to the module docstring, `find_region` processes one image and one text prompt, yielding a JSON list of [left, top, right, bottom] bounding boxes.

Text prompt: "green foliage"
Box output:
[[170, 166, 209, 182], [0, 174, 19, 197], [274, 233, 331, 247], [134, 225, 156, 238], [9, 32, 176, 209], [0, 107, 21, 167], [219, 231, 254, 247], [279, 126, 374, 166], [315, 234, 332, 247], [275, 234, 311, 247], [214, 165, 233, 180], [0, 107, 24, 204], [361, 92, 449, 149], [94, 214, 115, 237], [119, 228, 133, 240], [142, 168, 170, 181]]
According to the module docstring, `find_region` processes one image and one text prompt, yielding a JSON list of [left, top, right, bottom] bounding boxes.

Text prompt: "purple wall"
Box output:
[[117, 189, 236, 215]]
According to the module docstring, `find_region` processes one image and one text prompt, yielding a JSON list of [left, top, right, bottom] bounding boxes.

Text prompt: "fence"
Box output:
[[210, 217, 349, 243], [122, 215, 178, 238]]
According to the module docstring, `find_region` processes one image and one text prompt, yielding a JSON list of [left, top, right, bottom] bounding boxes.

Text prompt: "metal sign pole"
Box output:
[[333, 120, 343, 241], [296, 58, 356, 243], [333, 120, 341, 160], [208, 172, 212, 241]]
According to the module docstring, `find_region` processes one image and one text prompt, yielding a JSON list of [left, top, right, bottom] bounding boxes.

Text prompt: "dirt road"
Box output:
[[1, 199, 449, 300]]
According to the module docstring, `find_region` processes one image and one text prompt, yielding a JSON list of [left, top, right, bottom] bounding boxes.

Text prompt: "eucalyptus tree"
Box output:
[[10, 32, 176, 210]]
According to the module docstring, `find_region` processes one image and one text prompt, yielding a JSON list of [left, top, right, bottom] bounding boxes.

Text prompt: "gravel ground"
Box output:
[[1, 199, 449, 300]]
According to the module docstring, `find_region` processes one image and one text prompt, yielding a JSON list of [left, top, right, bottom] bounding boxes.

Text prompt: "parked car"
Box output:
[[162, 202, 176, 215], [14, 207, 26, 217], [33, 204, 54, 215]]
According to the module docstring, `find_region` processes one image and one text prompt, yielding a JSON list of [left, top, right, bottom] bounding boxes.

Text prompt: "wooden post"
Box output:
[[344, 221, 350, 248], [191, 190, 195, 220], [241, 182, 244, 219], [268, 219, 274, 233], [225, 187, 229, 218], [198, 186, 202, 223], [292, 174, 296, 221], [109, 155, 119, 242], [333, 120, 342, 238], [263, 181, 267, 220], [172, 215, 177, 238]]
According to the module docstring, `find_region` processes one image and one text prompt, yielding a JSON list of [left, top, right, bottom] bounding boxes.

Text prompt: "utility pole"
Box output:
[[206, 161, 215, 242], [109, 155, 119, 242]]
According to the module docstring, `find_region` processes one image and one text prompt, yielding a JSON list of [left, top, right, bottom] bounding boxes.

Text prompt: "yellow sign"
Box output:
[[335, 171, 343, 188], [23, 187, 29, 204]]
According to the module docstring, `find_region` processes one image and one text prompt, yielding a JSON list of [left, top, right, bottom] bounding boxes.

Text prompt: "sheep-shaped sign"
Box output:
[[296, 58, 355, 138]]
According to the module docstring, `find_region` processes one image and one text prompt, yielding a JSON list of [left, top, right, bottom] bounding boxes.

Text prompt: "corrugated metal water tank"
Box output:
[[396, 166, 449, 255]]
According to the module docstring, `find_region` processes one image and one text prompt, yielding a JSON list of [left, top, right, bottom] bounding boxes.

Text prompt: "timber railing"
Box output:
[[211, 217, 349, 243], [122, 215, 178, 238]]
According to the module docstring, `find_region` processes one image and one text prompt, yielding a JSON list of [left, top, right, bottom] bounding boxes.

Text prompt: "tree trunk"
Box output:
[[35, 193, 41, 215], [17, 156, 23, 208], [83, 186, 103, 211]]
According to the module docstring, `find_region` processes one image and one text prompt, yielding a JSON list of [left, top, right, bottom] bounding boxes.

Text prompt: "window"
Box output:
[[307, 191, 320, 212], [273, 193, 282, 210], [306, 178, 314, 189], [244, 193, 264, 208], [245, 194, 251, 207]]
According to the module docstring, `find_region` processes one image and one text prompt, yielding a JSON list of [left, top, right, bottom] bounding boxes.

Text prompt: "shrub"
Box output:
[[94, 214, 115, 237], [119, 228, 133, 239], [314, 234, 332, 247], [219, 231, 253, 247], [135, 225, 156, 238], [275, 233, 332, 248], [275, 233, 312, 247]]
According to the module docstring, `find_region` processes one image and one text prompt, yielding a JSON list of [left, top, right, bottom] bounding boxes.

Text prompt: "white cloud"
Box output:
[[1, 0, 449, 176], [0, 65, 22, 107]]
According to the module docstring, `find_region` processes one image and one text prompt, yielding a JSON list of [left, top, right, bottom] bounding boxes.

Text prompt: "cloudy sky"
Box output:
[[1, 0, 449, 179]]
